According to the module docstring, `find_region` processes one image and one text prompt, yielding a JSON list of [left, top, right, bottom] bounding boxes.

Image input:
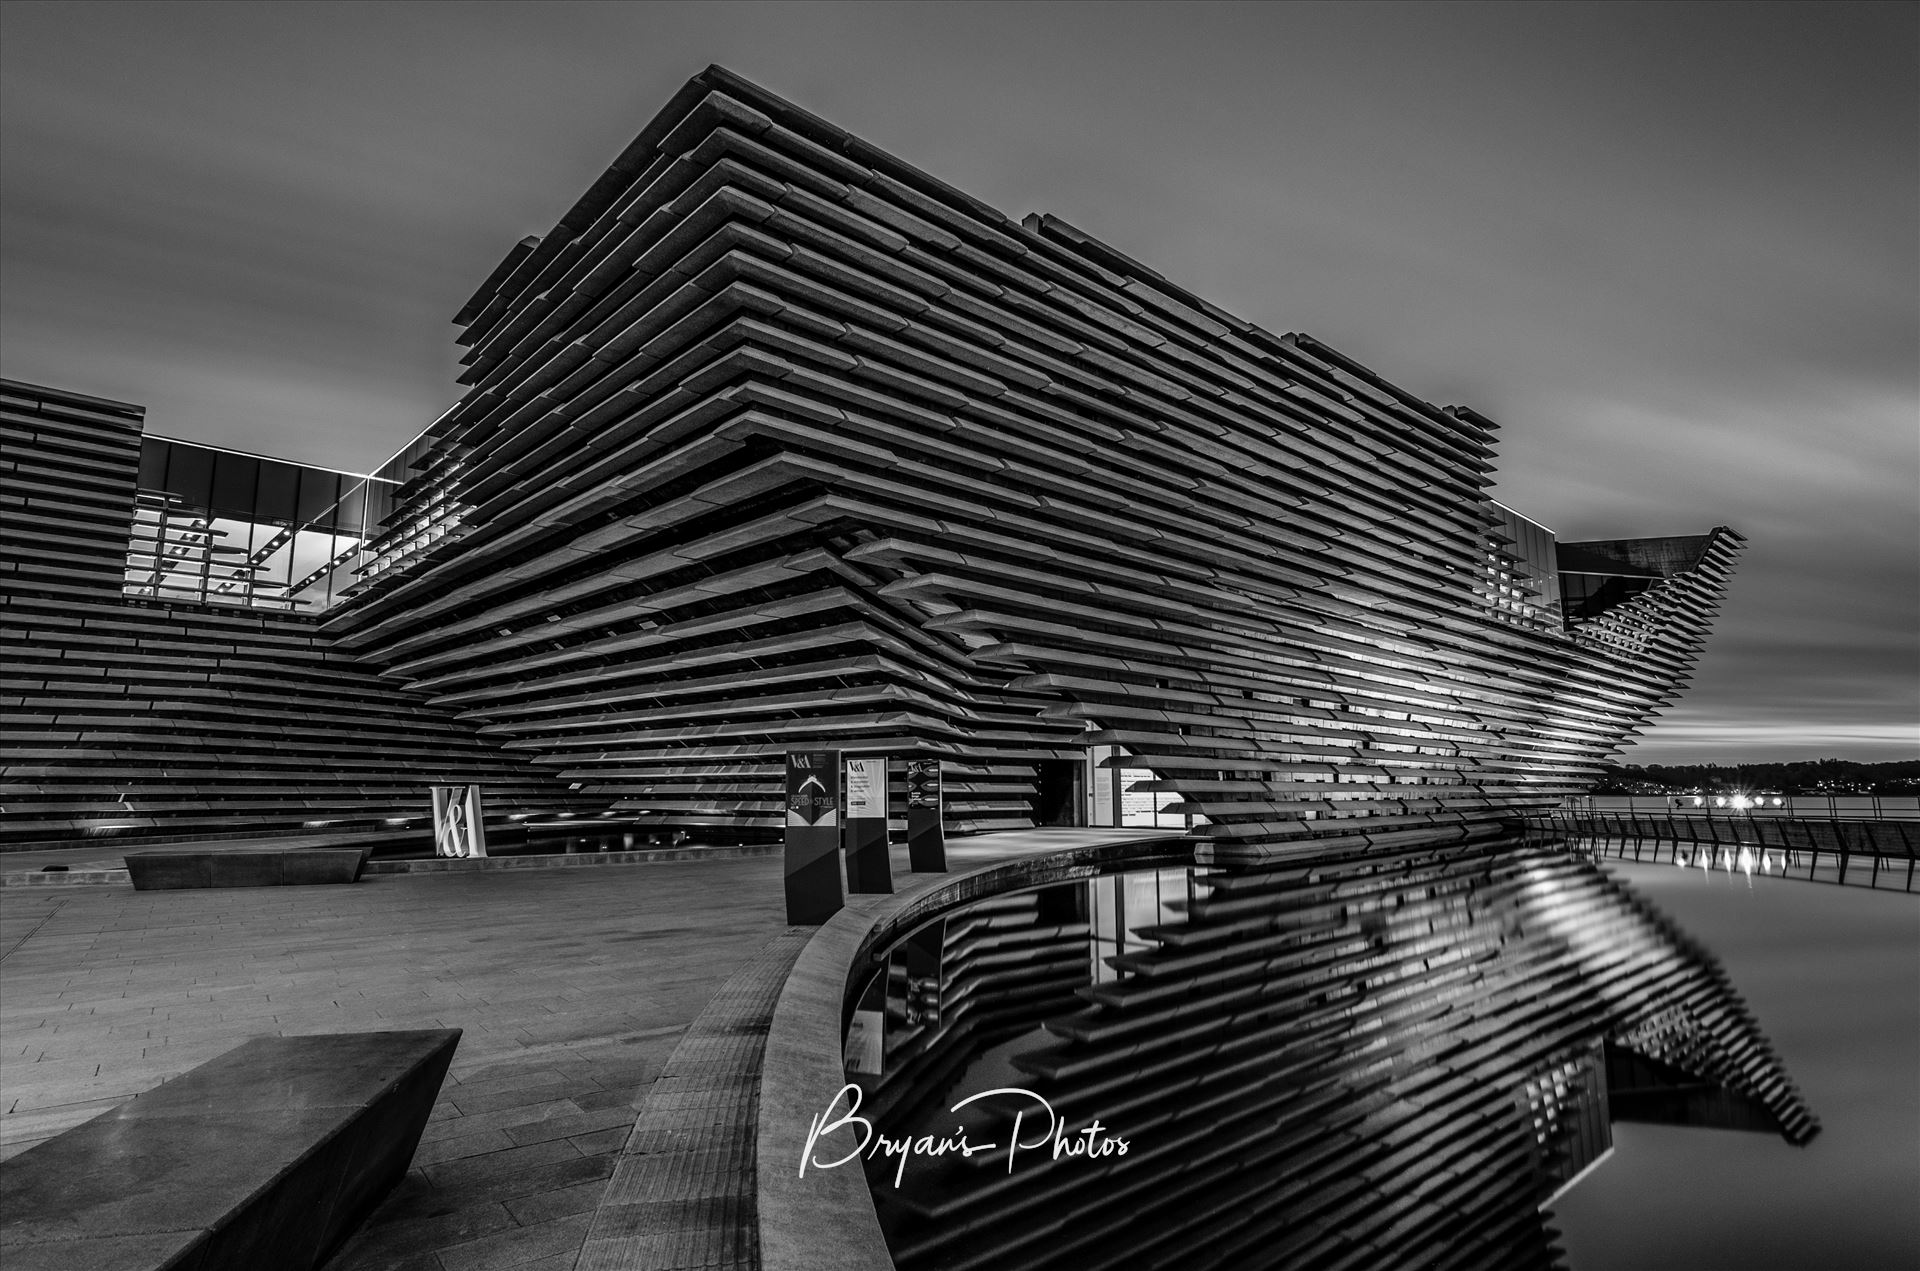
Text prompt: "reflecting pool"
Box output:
[[837, 838, 1814, 1270]]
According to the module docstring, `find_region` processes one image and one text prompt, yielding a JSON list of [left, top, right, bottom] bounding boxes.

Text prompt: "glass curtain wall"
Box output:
[[1482, 501, 1564, 630], [126, 437, 396, 612]]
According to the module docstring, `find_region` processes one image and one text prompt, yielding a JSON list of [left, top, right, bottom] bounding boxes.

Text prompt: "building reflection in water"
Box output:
[[843, 837, 1816, 1270]]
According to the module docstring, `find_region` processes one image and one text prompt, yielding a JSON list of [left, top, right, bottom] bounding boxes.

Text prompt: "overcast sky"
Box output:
[[3, 1, 1914, 765]]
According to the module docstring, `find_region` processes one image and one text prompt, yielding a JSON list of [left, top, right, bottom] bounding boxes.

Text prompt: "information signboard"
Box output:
[[844, 755, 892, 894], [846, 756, 887, 819], [1092, 761, 1116, 827], [904, 758, 945, 872], [784, 749, 843, 923]]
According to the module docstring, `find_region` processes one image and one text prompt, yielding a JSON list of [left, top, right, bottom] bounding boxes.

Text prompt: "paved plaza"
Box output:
[[1, 854, 791, 1271], [0, 829, 1158, 1269]]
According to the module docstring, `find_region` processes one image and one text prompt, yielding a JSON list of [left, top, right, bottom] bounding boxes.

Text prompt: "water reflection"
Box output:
[[841, 837, 1815, 1270], [1674, 843, 1794, 888]]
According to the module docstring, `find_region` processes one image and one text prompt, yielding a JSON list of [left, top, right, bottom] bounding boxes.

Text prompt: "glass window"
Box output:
[[296, 468, 341, 525], [137, 437, 169, 489], [255, 460, 301, 523], [166, 444, 214, 507], [210, 451, 259, 517]]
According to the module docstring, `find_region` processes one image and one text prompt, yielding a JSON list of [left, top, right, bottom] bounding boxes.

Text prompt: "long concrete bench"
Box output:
[[125, 846, 372, 890], [0, 1029, 459, 1271]]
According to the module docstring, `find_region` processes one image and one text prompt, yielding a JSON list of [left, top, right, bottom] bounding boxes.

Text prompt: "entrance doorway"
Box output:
[[1034, 759, 1086, 827]]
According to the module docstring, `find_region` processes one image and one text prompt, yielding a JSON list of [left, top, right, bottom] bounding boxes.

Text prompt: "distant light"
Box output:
[[384, 817, 409, 825], [1772, 797, 1783, 807]]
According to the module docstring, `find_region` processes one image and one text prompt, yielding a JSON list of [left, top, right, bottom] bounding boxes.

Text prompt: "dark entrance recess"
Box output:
[[1033, 759, 1086, 827]]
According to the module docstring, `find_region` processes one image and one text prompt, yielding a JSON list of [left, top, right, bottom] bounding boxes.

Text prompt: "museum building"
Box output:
[[2, 66, 1743, 857], [0, 65, 1829, 1271]]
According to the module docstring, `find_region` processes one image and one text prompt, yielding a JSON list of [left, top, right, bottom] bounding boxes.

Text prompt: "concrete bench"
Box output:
[[0, 1029, 459, 1271], [125, 846, 372, 890]]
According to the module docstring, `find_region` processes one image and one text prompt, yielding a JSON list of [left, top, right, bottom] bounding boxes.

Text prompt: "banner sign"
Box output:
[[846, 755, 887, 820], [905, 758, 946, 872], [787, 749, 840, 828], [1092, 757, 1116, 827], [432, 785, 487, 858], [844, 755, 892, 894], [1121, 770, 1160, 826], [906, 759, 940, 809], [785, 750, 844, 923]]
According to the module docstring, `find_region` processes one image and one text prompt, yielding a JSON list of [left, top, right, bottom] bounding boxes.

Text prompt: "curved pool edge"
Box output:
[[754, 831, 1190, 1271]]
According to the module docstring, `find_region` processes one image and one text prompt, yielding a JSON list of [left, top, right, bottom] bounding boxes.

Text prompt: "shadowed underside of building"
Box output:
[[3, 66, 1741, 853]]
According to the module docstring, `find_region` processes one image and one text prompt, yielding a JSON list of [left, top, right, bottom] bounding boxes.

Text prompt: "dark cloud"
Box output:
[[2, 1, 1912, 760]]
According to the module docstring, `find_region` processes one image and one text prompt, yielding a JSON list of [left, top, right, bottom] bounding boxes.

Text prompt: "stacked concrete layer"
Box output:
[[313, 65, 1739, 852], [1, 381, 591, 847], [857, 843, 1814, 1271]]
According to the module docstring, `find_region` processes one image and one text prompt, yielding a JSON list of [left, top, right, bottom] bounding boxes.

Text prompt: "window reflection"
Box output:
[[1088, 867, 1191, 985]]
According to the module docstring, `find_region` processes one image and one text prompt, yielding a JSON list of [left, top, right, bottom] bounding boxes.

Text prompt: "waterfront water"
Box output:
[[833, 840, 1818, 1269], [1553, 862, 1920, 1270]]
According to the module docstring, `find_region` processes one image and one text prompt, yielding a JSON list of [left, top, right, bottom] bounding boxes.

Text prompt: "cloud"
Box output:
[[1621, 717, 1919, 766]]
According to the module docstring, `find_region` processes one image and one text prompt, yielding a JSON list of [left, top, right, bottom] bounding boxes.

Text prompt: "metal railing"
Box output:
[[1564, 793, 1920, 821], [1540, 810, 1917, 893]]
